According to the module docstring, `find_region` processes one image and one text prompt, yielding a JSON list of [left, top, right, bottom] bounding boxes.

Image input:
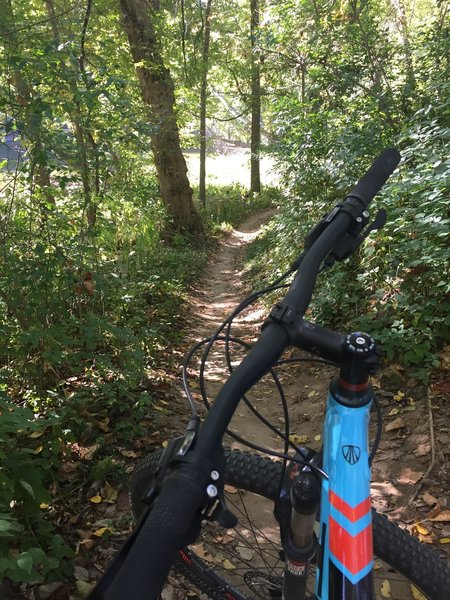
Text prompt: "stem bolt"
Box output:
[[356, 216, 363, 223], [207, 484, 218, 498], [210, 470, 220, 481]]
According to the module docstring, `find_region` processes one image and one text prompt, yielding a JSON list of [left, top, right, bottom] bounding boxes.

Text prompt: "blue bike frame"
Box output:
[[316, 390, 374, 599]]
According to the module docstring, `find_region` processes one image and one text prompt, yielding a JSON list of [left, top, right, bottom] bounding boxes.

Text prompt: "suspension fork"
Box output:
[[275, 450, 322, 600]]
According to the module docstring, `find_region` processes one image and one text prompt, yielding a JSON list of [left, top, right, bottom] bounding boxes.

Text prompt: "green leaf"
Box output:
[[19, 479, 35, 499], [16, 552, 33, 575]]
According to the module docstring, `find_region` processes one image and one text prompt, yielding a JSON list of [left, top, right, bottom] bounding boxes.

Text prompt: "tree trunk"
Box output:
[[250, 0, 261, 193], [44, 0, 97, 228], [1, 0, 53, 203], [390, 0, 416, 115], [119, 0, 202, 233], [199, 0, 213, 208]]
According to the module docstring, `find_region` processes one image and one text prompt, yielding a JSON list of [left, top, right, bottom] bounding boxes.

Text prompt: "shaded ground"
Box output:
[[17, 209, 448, 600]]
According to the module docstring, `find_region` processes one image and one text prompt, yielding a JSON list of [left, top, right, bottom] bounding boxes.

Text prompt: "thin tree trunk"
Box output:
[[250, 0, 261, 193], [390, 0, 416, 115], [44, 0, 97, 228], [119, 0, 202, 233], [199, 0, 212, 207], [1, 0, 53, 203]]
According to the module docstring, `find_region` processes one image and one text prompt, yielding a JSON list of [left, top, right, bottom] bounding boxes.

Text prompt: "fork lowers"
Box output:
[[281, 470, 321, 599]]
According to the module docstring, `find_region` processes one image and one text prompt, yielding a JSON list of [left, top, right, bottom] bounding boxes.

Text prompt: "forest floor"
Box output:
[[21, 209, 449, 600]]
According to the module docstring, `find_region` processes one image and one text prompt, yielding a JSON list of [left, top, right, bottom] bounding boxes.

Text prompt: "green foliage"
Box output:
[[197, 184, 277, 233], [246, 13, 449, 380], [0, 396, 73, 583]]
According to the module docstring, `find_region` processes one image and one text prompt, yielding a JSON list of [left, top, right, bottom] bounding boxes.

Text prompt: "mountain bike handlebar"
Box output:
[[346, 148, 401, 207], [94, 148, 401, 600]]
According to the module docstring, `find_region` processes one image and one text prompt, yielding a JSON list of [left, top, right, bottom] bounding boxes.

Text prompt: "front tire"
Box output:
[[130, 448, 450, 599]]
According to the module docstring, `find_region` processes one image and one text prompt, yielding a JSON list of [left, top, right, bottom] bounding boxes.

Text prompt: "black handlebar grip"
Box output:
[[101, 470, 206, 600], [347, 148, 401, 208]]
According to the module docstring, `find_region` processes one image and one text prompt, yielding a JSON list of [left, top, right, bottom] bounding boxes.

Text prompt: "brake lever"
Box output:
[[324, 208, 387, 267], [141, 418, 200, 507]]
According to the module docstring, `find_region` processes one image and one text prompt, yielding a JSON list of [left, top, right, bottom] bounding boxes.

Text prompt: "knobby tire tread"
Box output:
[[129, 448, 450, 600]]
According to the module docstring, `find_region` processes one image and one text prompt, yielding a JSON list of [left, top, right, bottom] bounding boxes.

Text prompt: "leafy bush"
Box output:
[[197, 184, 278, 233], [0, 397, 73, 583], [245, 21, 449, 380]]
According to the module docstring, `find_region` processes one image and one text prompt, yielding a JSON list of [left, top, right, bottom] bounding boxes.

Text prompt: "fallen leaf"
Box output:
[[34, 445, 43, 455], [223, 558, 236, 570], [416, 533, 434, 544], [380, 578, 391, 597], [29, 430, 44, 439], [117, 488, 130, 511], [78, 539, 95, 553], [414, 443, 431, 457], [96, 419, 110, 433], [216, 533, 234, 544], [57, 461, 79, 480], [237, 547, 253, 560], [439, 538, 450, 544], [425, 504, 443, 519], [431, 380, 450, 394], [421, 492, 438, 507], [414, 524, 431, 536], [398, 468, 423, 485], [314, 434, 321, 442], [385, 417, 406, 432], [372, 377, 381, 389], [76, 580, 94, 596], [89, 495, 102, 504], [120, 449, 139, 458], [388, 408, 400, 417], [80, 444, 100, 461], [289, 434, 310, 445], [428, 509, 450, 522], [188, 543, 214, 562], [393, 391, 405, 402], [102, 483, 118, 504], [411, 585, 427, 600], [93, 526, 112, 537]]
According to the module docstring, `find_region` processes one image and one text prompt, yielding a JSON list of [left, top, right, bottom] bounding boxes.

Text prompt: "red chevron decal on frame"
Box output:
[[329, 515, 373, 575], [329, 490, 371, 522]]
